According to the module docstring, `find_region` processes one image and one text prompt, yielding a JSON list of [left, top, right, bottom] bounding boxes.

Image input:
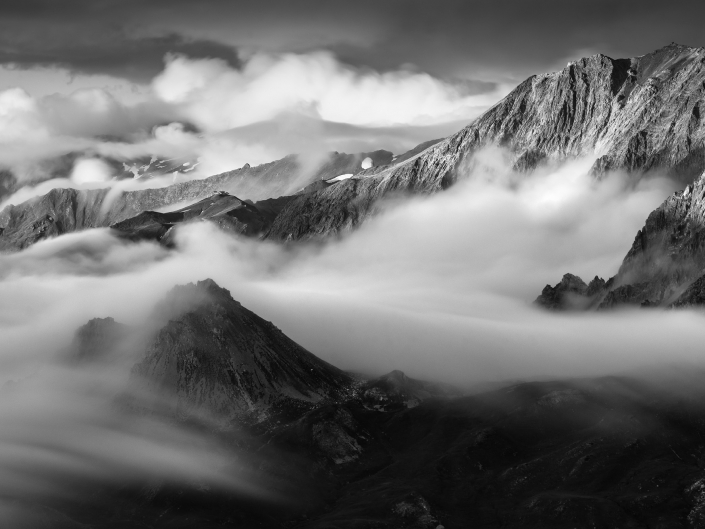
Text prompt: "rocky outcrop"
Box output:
[[535, 274, 609, 310], [266, 43, 705, 241]]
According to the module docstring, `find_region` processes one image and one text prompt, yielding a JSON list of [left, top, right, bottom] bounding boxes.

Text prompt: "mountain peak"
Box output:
[[176, 278, 236, 304], [133, 279, 353, 421]]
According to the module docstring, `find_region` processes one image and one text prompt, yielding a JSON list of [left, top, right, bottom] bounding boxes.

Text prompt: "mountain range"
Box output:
[[1, 43, 703, 252], [5, 43, 705, 527], [0, 148, 392, 250]]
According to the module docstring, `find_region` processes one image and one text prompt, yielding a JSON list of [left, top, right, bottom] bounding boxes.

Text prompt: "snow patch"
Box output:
[[327, 173, 353, 183], [360, 157, 372, 169]]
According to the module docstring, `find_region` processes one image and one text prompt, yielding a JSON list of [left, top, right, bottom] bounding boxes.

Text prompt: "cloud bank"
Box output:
[[0, 150, 697, 520], [153, 51, 500, 130], [0, 151, 688, 385]]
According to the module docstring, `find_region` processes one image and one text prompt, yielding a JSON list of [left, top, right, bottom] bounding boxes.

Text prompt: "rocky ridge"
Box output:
[[0, 149, 392, 251], [265, 43, 705, 241], [535, 169, 705, 309], [2, 44, 703, 250]]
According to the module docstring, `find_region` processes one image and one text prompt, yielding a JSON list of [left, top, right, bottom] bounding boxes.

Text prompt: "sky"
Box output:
[[2, 0, 703, 86]]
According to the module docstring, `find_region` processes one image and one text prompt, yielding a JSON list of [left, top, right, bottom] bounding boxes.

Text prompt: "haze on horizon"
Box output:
[[0, 0, 702, 383]]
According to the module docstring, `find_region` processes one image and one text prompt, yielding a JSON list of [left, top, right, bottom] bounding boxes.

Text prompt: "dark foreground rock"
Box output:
[[8, 279, 705, 527]]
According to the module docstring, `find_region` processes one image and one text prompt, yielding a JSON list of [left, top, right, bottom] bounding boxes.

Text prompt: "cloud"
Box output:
[[0, 47, 502, 207], [0, 150, 689, 386], [0, 47, 502, 211], [0, 0, 702, 90], [0, 149, 698, 521], [152, 51, 502, 130], [0, 88, 49, 141]]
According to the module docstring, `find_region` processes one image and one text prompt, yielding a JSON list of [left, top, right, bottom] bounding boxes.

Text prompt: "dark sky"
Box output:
[[2, 0, 703, 86]]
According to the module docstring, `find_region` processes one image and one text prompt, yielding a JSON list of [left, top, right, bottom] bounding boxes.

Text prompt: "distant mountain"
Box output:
[[265, 43, 705, 241], [536, 169, 705, 310], [2, 44, 704, 250], [0, 149, 392, 251], [0, 152, 200, 205]]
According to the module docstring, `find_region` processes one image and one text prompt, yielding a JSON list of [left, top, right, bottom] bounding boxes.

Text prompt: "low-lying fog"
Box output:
[[0, 148, 693, 384], [0, 148, 699, 511]]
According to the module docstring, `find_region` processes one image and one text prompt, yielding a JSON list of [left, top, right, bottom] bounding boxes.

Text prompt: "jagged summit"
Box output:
[[536, 170, 705, 310]]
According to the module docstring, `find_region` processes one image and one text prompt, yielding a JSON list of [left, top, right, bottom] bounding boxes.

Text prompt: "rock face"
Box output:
[[266, 43, 705, 241], [536, 170, 705, 310], [130, 279, 353, 421]]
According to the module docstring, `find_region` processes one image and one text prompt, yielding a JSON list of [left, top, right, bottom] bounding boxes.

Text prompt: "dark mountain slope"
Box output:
[[266, 43, 705, 241], [131, 279, 354, 421]]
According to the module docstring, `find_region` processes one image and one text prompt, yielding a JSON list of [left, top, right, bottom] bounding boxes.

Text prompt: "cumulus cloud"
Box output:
[[152, 51, 502, 131], [0, 88, 49, 142], [0, 50, 503, 208]]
